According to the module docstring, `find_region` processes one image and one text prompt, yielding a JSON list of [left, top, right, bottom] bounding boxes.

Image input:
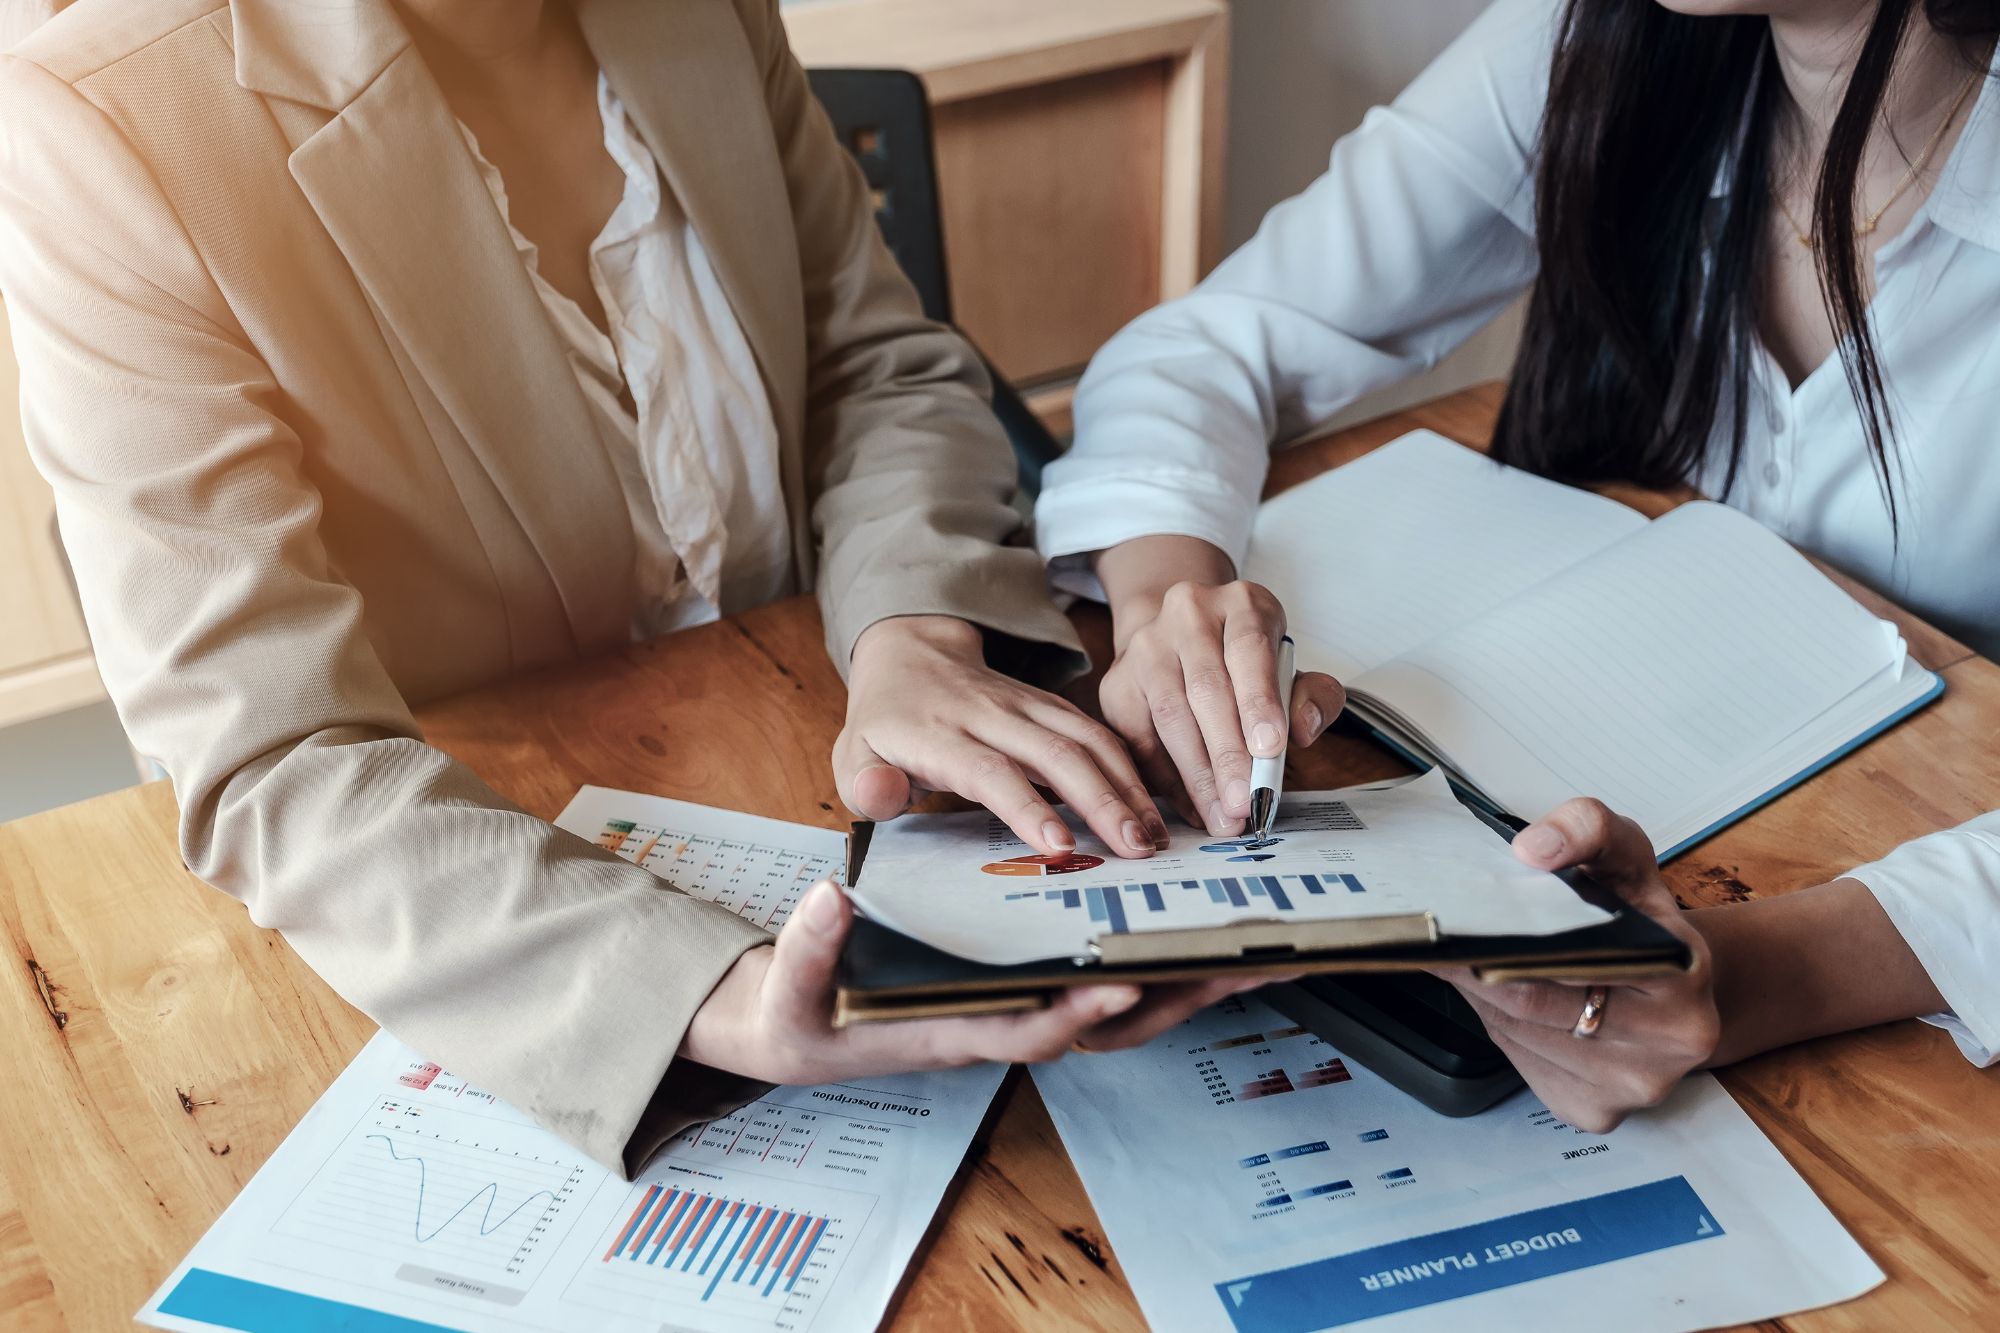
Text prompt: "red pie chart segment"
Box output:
[[980, 852, 1106, 877]]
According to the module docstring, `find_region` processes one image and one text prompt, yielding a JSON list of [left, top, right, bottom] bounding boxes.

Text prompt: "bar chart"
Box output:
[[1241, 1139, 1360, 1217], [1182, 1022, 1354, 1109], [1001, 872, 1368, 935], [566, 1174, 867, 1330]]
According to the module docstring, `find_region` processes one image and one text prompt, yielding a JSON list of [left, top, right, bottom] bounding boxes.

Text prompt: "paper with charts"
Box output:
[[139, 788, 1005, 1333], [1035, 996, 1882, 1333], [850, 769, 1612, 965]]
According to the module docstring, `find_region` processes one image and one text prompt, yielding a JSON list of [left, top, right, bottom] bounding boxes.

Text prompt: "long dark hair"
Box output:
[[1491, 0, 2000, 519]]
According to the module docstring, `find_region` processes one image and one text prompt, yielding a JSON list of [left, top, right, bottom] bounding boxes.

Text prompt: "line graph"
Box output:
[[273, 1098, 588, 1284], [364, 1133, 559, 1245]]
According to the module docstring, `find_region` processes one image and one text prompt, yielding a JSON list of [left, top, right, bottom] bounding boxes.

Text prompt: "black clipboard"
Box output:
[[832, 791, 1690, 1026]]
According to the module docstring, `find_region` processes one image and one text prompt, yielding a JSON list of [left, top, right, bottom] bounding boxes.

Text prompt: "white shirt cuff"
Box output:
[[1033, 465, 1262, 596], [1847, 821, 2000, 1068]]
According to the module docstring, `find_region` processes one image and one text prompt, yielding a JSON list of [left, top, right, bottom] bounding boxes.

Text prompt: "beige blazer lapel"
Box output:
[[233, 0, 636, 654], [578, 0, 811, 547]]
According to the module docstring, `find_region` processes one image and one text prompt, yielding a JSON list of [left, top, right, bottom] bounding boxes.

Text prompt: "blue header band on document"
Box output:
[[1214, 1176, 1722, 1332]]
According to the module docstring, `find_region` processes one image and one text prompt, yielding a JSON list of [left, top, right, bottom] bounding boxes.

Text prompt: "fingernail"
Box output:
[[803, 881, 841, 933], [1518, 826, 1564, 860], [1301, 703, 1323, 739], [1224, 778, 1250, 814], [1251, 722, 1281, 756], [1122, 819, 1150, 853], [1145, 813, 1172, 848], [1043, 820, 1074, 851], [1207, 801, 1230, 835]]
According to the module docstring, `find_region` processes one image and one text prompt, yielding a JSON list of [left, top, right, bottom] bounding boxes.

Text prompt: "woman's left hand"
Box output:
[[835, 615, 1170, 859], [1432, 798, 1721, 1133]]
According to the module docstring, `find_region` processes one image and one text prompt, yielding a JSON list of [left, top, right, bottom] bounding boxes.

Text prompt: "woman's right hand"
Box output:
[[680, 881, 1262, 1083], [1094, 536, 1345, 836]]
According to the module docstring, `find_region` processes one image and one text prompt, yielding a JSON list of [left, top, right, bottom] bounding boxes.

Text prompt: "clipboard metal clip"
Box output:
[[1088, 912, 1440, 966]]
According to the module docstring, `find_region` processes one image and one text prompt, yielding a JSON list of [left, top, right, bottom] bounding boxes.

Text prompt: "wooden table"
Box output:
[[4, 387, 1998, 1331]]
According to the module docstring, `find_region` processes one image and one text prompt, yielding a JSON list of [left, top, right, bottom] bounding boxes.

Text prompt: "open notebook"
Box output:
[[1244, 431, 1943, 859]]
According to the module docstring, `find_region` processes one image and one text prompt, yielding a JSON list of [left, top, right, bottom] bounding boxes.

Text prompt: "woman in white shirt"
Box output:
[[1038, 0, 2000, 1132]]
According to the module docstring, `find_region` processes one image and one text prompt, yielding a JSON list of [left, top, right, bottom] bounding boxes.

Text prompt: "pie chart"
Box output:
[[981, 852, 1106, 877]]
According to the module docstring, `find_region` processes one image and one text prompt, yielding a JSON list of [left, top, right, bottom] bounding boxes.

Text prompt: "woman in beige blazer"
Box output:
[[0, 0, 1252, 1176]]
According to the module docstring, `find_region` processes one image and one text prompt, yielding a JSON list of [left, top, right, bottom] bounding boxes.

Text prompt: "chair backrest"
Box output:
[[807, 68, 953, 325], [808, 67, 1063, 495]]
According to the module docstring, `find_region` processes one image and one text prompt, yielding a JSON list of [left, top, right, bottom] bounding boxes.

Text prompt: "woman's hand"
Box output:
[[1094, 536, 1344, 836], [1433, 799, 1720, 1133], [682, 881, 1263, 1083], [836, 614, 1170, 858]]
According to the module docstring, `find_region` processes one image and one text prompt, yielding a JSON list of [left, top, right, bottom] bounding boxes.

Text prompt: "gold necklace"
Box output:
[[1772, 67, 1982, 250]]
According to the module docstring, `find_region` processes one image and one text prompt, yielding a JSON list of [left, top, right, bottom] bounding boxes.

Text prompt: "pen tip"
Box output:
[[1249, 789, 1274, 837]]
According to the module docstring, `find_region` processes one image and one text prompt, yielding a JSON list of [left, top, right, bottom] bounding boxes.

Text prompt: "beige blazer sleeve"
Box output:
[[739, 0, 1089, 684], [0, 53, 771, 1179]]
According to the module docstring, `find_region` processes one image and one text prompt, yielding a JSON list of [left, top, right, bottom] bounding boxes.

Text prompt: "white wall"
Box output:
[[1223, 0, 1521, 427]]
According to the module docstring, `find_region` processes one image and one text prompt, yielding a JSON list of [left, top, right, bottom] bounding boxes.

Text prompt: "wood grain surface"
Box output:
[[3, 387, 1995, 1331]]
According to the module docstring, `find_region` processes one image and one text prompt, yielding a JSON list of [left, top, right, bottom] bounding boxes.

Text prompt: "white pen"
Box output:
[[1248, 635, 1296, 839]]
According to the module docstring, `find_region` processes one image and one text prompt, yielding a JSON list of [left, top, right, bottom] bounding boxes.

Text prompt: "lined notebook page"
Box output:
[[1245, 432, 1646, 680], [1351, 502, 1902, 845]]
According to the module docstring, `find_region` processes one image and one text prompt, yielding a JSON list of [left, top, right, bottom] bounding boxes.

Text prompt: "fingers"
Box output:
[[1291, 671, 1345, 747], [1513, 798, 1677, 916], [1442, 970, 1714, 1127], [1484, 1027, 1631, 1134], [1513, 798, 1653, 877], [1221, 600, 1285, 760], [1181, 636, 1256, 828], [1451, 971, 1631, 1040], [763, 880, 850, 1029], [1071, 975, 1262, 1052], [1099, 682, 1200, 829], [1015, 704, 1168, 854], [955, 984, 1146, 1065], [832, 728, 914, 822], [948, 740, 1076, 856], [1146, 673, 1234, 835]]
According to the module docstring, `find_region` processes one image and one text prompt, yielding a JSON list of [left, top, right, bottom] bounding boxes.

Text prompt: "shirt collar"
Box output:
[[1924, 49, 2000, 251]]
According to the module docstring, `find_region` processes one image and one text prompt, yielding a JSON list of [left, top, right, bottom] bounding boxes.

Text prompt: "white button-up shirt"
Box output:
[[464, 73, 792, 641], [1036, 0, 2000, 1066]]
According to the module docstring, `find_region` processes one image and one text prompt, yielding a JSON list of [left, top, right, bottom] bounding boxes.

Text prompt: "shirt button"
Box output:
[[1762, 460, 1783, 487]]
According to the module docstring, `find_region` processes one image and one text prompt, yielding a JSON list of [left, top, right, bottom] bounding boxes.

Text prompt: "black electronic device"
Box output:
[[1264, 972, 1523, 1116]]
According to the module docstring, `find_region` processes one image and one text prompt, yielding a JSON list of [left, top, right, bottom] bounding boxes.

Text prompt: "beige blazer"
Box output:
[[0, 0, 1082, 1175]]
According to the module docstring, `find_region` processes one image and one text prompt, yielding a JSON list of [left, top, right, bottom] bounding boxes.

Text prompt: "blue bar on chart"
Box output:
[[1273, 1141, 1330, 1161], [704, 1204, 763, 1299], [599, 1186, 831, 1305], [1213, 1176, 1724, 1333], [1298, 1180, 1353, 1198], [1003, 873, 1373, 933]]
